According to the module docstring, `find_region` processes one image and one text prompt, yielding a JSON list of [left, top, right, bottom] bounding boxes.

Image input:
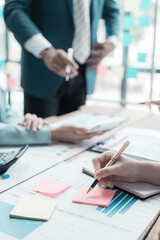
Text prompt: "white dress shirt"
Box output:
[[24, 5, 118, 58]]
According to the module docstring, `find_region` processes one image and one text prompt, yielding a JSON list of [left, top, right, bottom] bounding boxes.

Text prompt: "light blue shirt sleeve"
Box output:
[[0, 88, 52, 145], [0, 123, 52, 146]]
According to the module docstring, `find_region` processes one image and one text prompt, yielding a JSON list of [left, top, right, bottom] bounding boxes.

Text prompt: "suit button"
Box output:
[[71, 25, 74, 30]]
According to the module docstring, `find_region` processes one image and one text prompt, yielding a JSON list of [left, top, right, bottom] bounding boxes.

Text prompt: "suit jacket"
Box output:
[[0, 88, 51, 145], [4, 0, 119, 99]]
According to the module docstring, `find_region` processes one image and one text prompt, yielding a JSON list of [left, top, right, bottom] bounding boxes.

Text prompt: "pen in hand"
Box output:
[[86, 140, 130, 194], [65, 48, 74, 81]]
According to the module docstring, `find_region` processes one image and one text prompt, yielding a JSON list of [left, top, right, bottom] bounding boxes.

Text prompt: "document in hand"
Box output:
[[51, 113, 126, 133], [72, 187, 116, 207], [9, 197, 57, 221]]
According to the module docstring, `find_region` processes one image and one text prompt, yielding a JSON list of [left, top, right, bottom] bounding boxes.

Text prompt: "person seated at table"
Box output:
[[92, 152, 160, 187], [92, 100, 160, 187], [0, 87, 97, 145]]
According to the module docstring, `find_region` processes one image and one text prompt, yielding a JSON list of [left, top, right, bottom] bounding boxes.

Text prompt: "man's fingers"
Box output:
[[92, 42, 102, 49], [86, 57, 101, 64], [86, 63, 99, 71], [90, 50, 102, 57]]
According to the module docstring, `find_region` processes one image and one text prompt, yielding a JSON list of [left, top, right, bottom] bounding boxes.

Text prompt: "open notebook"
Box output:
[[83, 161, 160, 200]]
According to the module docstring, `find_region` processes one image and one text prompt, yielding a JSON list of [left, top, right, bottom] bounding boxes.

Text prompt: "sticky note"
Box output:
[[124, 0, 139, 13], [138, 53, 146, 62], [112, 66, 125, 79], [140, 0, 151, 11], [72, 187, 116, 207], [139, 16, 150, 28], [0, 61, 5, 69], [10, 197, 57, 221], [97, 65, 108, 77], [123, 32, 132, 47], [31, 179, 71, 197], [126, 68, 140, 78], [123, 15, 134, 30], [0, 8, 4, 19]]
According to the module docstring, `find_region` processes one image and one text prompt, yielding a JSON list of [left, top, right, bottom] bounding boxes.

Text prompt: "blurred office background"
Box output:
[[0, 0, 160, 116]]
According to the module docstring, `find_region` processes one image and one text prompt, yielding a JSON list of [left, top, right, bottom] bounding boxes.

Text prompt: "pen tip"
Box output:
[[86, 187, 92, 194]]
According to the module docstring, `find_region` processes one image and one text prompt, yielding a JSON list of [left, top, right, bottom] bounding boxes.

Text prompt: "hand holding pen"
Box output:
[[87, 141, 130, 194], [139, 101, 160, 111]]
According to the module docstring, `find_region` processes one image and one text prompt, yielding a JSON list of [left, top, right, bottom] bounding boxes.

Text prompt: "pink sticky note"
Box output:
[[31, 179, 71, 197], [72, 187, 116, 207]]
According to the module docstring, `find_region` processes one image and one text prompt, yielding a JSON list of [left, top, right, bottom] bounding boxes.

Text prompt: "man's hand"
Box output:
[[20, 113, 49, 132], [51, 126, 99, 144], [86, 41, 114, 70], [41, 47, 79, 78], [92, 152, 141, 187]]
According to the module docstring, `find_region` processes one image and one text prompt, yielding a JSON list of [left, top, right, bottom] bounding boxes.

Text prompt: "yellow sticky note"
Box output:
[[112, 66, 125, 79], [124, 0, 140, 13], [10, 197, 57, 221]]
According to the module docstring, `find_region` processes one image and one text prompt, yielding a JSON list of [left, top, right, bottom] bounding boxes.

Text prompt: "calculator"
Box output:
[[0, 145, 29, 174]]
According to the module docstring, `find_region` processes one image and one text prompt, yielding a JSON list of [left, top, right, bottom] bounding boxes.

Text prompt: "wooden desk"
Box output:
[[48, 105, 160, 240]]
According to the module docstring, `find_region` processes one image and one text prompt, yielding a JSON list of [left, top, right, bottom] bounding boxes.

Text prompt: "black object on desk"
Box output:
[[0, 145, 29, 174]]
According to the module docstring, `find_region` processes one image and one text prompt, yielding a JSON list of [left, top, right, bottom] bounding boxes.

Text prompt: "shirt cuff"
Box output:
[[107, 36, 118, 47], [24, 34, 52, 58]]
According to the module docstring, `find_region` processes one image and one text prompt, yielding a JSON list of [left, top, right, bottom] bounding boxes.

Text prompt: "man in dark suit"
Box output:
[[4, 0, 119, 118]]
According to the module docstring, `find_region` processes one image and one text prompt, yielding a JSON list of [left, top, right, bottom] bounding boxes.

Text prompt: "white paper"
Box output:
[[95, 127, 160, 162], [0, 157, 159, 240], [51, 113, 126, 130]]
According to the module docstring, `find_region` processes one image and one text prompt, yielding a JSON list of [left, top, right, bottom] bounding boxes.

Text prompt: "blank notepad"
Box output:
[[31, 179, 71, 197], [10, 197, 57, 221], [72, 187, 116, 207]]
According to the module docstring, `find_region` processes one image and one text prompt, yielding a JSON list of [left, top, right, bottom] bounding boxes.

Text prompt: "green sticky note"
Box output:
[[123, 32, 132, 47], [123, 15, 134, 30], [126, 68, 140, 78], [0, 61, 5, 69], [138, 53, 146, 62], [139, 16, 150, 28], [0, 8, 3, 19], [140, 0, 151, 11]]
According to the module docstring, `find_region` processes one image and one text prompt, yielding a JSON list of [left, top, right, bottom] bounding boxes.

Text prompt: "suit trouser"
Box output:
[[24, 64, 86, 118]]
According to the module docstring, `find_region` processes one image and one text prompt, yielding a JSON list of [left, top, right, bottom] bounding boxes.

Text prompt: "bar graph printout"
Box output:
[[0, 158, 159, 240]]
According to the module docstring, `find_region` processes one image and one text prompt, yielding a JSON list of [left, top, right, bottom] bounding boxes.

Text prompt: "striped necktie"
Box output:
[[72, 0, 91, 64]]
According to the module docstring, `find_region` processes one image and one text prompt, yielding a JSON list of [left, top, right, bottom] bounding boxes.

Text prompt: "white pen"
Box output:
[[65, 48, 74, 81]]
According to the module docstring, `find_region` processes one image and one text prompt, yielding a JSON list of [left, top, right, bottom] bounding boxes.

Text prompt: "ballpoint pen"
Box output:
[[86, 140, 130, 194]]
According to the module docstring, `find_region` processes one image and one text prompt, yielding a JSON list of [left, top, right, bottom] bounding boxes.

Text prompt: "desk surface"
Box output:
[[4, 105, 160, 240], [51, 105, 160, 240]]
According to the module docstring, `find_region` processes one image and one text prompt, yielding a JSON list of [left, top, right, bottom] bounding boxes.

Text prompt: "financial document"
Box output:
[[0, 135, 98, 193], [0, 155, 159, 240], [93, 127, 160, 162], [51, 112, 126, 130]]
